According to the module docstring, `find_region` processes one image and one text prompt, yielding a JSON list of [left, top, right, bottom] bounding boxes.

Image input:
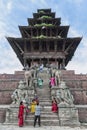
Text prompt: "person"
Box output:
[[18, 101, 25, 127], [50, 77, 55, 87], [39, 63, 44, 72], [34, 102, 41, 127], [34, 95, 39, 104], [30, 99, 37, 113], [37, 77, 43, 88], [51, 98, 58, 113]]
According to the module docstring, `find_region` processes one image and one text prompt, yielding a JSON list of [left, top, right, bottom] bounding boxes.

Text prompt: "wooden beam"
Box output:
[[24, 30, 30, 37], [14, 41, 24, 54], [65, 41, 74, 53]]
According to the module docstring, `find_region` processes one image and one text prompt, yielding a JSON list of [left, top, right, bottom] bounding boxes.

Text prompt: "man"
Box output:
[[34, 102, 41, 127]]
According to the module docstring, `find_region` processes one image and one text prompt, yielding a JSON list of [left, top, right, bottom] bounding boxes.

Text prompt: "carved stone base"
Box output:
[[58, 102, 80, 126]]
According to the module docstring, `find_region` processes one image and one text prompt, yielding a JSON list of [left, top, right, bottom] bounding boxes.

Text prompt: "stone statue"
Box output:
[[55, 70, 61, 86], [24, 69, 32, 87], [11, 80, 28, 105], [57, 81, 80, 126], [56, 81, 74, 105], [11, 89, 19, 104]]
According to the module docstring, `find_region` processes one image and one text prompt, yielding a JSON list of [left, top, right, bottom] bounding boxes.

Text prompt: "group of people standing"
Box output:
[[18, 97, 41, 127], [18, 97, 58, 127]]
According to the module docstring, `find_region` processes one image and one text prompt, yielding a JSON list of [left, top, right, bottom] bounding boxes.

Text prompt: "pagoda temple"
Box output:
[[1, 9, 87, 125], [7, 8, 82, 69]]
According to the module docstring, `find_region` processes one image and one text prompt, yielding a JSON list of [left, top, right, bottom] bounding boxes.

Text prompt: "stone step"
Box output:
[[7, 115, 58, 121], [26, 115, 58, 120], [26, 119, 59, 126], [39, 102, 52, 106], [37, 87, 50, 90], [39, 99, 51, 101], [4, 119, 59, 126], [37, 96, 51, 99]]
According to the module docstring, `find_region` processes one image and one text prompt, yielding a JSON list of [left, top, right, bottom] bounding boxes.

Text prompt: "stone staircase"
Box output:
[[25, 69, 59, 126], [4, 68, 59, 126]]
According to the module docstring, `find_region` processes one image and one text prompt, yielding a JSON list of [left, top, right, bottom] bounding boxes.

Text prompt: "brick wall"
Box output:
[[0, 109, 6, 123], [78, 108, 87, 123], [0, 71, 24, 104], [0, 80, 19, 104]]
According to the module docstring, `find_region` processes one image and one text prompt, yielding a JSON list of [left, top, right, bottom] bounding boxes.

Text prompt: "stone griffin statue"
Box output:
[[56, 81, 74, 105], [11, 80, 28, 105]]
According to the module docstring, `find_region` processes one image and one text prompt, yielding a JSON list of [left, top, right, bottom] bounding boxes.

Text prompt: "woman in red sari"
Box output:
[[18, 101, 25, 127], [51, 98, 58, 113]]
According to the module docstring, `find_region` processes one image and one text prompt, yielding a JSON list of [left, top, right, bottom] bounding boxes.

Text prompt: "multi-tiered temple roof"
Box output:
[[7, 9, 82, 69]]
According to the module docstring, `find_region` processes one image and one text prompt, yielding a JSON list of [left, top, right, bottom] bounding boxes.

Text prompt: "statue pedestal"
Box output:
[[50, 86, 58, 98], [4, 106, 19, 124], [58, 101, 80, 126]]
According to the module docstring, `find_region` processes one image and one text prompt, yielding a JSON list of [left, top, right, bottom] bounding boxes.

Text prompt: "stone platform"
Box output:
[[0, 125, 87, 130]]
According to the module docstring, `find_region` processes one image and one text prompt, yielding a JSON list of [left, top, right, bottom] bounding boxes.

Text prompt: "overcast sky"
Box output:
[[0, 0, 87, 74]]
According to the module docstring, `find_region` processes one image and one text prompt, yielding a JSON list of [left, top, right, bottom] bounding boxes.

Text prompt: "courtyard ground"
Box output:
[[0, 125, 87, 130]]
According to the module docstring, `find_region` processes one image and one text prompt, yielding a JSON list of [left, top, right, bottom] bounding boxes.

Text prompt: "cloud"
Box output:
[[63, 23, 87, 74], [6, 0, 12, 12], [0, 0, 12, 15], [0, 0, 87, 74], [66, 0, 83, 4]]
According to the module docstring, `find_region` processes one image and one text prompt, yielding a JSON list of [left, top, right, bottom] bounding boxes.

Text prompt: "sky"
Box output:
[[0, 0, 87, 74]]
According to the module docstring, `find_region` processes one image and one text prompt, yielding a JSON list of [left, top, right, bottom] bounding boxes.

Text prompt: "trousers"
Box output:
[[34, 115, 41, 126]]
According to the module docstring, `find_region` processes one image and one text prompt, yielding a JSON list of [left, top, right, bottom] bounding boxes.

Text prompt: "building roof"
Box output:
[[7, 37, 82, 66]]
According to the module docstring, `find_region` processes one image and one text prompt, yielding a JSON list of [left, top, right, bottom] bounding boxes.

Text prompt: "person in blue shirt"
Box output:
[[34, 102, 41, 127]]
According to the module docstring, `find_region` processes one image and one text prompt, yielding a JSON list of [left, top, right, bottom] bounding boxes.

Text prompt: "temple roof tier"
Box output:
[[33, 12, 55, 19], [37, 9, 51, 13], [24, 52, 66, 59], [28, 18, 61, 26], [19, 25, 69, 38], [7, 37, 82, 66]]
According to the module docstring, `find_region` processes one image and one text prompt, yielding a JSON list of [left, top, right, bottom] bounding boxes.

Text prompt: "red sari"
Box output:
[[18, 104, 25, 127], [52, 101, 58, 113]]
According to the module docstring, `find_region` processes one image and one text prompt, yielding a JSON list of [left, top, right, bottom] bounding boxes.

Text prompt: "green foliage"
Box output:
[[32, 35, 62, 40], [38, 10, 45, 14], [39, 35, 47, 39], [39, 15, 52, 19], [34, 23, 54, 27], [32, 35, 47, 39]]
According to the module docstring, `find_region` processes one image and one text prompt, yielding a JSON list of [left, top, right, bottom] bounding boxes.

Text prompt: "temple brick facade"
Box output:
[[0, 70, 87, 123]]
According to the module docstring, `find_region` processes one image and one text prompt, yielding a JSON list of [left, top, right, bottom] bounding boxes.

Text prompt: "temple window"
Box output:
[[41, 41, 47, 51], [33, 42, 39, 51], [49, 41, 54, 51]]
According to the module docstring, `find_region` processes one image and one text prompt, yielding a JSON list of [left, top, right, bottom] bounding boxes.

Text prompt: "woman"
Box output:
[[51, 98, 58, 113], [30, 99, 37, 113], [37, 77, 43, 88], [18, 101, 25, 127], [50, 77, 55, 87]]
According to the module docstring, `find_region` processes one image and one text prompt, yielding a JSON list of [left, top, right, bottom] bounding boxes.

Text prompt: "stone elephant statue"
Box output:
[[50, 68, 56, 77], [55, 70, 61, 86]]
